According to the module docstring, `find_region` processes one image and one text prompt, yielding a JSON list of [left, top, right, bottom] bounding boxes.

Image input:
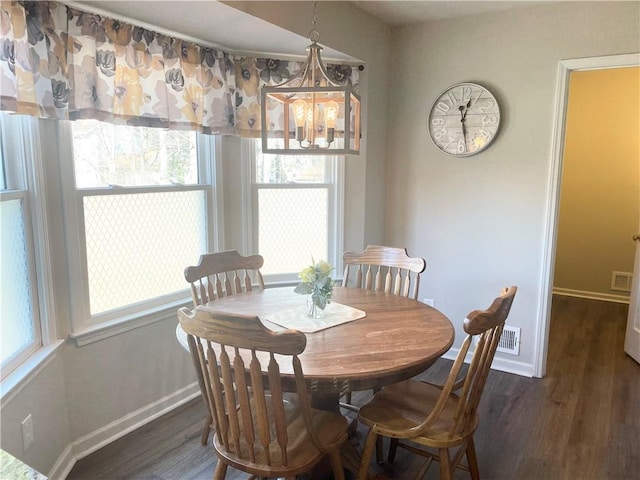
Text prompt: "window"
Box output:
[[62, 120, 216, 330], [0, 114, 45, 379], [245, 139, 343, 283]]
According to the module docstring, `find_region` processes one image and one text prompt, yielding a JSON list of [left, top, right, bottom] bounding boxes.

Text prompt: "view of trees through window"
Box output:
[[71, 120, 198, 188], [255, 141, 325, 184]]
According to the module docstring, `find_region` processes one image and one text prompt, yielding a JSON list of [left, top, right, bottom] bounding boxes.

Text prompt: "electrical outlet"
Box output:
[[422, 298, 435, 307], [21, 414, 34, 452]]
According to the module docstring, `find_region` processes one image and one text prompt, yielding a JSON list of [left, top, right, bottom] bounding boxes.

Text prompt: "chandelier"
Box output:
[[260, 2, 361, 155]]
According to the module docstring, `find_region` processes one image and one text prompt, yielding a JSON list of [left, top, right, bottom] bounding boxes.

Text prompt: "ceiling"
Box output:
[[70, 1, 545, 58], [71, 0, 354, 60], [353, 1, 544, 26]]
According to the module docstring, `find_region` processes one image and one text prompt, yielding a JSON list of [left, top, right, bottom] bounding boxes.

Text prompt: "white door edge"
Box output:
[[624, 238, 640, 363]]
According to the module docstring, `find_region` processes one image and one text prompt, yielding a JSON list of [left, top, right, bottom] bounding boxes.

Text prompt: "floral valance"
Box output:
[[0, 1, 359, 136]]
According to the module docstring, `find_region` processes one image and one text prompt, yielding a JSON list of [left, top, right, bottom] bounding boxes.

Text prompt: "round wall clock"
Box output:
[[427, 82, 501, 157]]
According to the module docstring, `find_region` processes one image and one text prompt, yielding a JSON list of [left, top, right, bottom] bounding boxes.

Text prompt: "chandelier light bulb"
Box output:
[[292, 99, 308, 141], [324, 100, 339, 144]]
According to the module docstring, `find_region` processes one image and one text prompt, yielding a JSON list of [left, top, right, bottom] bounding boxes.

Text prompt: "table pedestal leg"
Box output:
[[311, 392, 341, 412], [309, 392, 366, 478]]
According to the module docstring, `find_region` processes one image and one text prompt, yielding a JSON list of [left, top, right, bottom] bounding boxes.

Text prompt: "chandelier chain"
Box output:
[[309, 1, 320, 43]]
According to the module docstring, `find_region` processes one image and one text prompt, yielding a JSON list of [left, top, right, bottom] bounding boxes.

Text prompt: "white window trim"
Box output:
[[242, 139, 344, 284], [207, 135, 225, 252], [240, 138, 253, 256], [0, 114, 59, 392], [58, 122, 220, 342]]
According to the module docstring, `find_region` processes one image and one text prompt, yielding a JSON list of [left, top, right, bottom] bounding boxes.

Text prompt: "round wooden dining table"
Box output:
[[176, 286, 455, 475], [176, 286, 455, 408]]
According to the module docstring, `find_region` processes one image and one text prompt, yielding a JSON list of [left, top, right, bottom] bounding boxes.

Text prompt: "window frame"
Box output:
[[0, 114, 57, 381], [58, 121, 221, 338], [0, 191, 42, 375], [242, 138, 344, 284]]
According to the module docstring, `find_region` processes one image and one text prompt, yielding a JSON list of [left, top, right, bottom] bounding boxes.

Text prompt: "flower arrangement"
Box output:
[[294, 259, 335, 317]]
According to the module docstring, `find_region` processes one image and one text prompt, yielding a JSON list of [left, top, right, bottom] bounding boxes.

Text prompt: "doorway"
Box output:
[[536, 53, 640, 377]]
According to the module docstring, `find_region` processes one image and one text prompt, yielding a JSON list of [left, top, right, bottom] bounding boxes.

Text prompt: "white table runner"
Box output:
[[263, 302, 366, 333]]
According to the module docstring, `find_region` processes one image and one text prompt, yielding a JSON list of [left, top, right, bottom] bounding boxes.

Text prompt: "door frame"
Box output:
[[535, 53, 640, 378]]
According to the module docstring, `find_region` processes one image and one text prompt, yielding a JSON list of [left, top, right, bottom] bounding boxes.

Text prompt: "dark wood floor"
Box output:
[[67, 295, 640, 480]]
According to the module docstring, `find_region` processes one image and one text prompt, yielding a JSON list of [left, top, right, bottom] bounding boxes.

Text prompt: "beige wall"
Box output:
[[554, 67, 639, 298], [0, 355, 70, 476], [384, 1, 639, 374]]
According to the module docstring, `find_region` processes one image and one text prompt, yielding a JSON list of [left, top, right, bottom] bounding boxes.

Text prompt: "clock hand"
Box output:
[[462, 100, 471, 120], [459, 105, 468, 149], [461, 121, 468, 148]]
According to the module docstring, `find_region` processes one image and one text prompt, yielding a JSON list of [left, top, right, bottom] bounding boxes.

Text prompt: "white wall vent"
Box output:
[[475, 325, 520, 356], [610, 271, 633, 292], [496, 326, 521, 355]]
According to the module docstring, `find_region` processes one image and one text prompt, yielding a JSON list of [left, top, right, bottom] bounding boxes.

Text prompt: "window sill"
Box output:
[[1, 340, 64, 407], [69, 297, 193, 347], [67, 279, 344, 348]]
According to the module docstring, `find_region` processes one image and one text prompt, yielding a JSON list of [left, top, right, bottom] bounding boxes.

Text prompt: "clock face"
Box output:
[[428, 82, 501, 157]]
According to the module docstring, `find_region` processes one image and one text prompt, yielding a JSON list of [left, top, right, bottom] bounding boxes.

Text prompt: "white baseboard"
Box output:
[[47, 382, 201, 480], [47, 444, 75, 480], [442, 348, 534, 378], [553, 287, 630, 304]]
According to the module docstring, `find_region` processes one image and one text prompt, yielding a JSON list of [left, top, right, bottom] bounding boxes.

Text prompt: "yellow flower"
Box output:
[[299, 266, 316, 283], [113, 66, 143, 116], [236, 102, 261, 132], [2, 5, 26, 38], [16, 69, 37, 111], [317, 260, 332, 276], [181, 84, 203, 123]]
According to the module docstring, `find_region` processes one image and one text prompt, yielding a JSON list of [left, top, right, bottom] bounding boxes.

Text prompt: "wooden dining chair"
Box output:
[[185, 250, 265, 306], [342, 244, 426, 300], [356, 286, 517, 480], [178, 307, 348, 480], [184, 250, 265, 445], [341, 245, 427, 413]]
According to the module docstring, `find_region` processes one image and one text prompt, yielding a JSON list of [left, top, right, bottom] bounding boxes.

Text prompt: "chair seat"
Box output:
[[358, 380, 478, 448], [215, 397, 348, 476]]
